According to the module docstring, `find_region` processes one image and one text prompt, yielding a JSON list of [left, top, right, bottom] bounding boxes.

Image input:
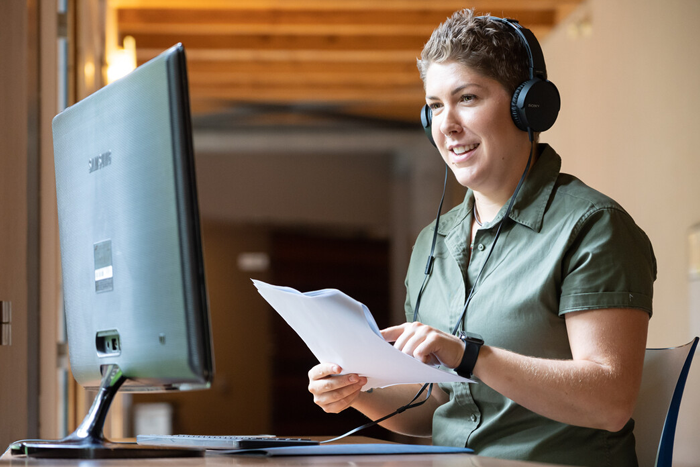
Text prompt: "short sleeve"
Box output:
[[559, 207, 656, 316]]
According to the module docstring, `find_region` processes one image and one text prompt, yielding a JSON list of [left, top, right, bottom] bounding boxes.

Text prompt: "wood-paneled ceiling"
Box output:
[[112, 0, 583, 128]]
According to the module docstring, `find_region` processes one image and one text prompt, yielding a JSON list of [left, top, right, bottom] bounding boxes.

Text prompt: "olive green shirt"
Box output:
[[404, 145, 656, 466]]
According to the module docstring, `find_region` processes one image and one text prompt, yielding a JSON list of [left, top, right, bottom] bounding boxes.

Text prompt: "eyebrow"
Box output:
[[426, 82, 485, 101]]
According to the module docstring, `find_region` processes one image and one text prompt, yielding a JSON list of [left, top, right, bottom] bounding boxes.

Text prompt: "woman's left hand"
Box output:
[[381, 322, 465, 369]]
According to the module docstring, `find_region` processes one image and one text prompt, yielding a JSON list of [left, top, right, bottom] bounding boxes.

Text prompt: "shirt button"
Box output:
[[477, 244, 485, 251], [470, 414, 477, 422]]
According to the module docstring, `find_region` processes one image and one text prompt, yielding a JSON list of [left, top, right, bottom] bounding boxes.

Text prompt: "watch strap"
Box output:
[[455, 332, 483, 378]]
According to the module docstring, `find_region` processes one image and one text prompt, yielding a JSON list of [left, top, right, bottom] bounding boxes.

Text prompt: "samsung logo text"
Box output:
[[89, 151, 112, 173]]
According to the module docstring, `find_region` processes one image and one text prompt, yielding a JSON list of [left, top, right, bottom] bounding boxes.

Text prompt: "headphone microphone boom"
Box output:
[[420, 16, 560, 146]]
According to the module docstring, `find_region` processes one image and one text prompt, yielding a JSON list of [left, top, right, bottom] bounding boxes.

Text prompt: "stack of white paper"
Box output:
[[252, 280, 473, 390]]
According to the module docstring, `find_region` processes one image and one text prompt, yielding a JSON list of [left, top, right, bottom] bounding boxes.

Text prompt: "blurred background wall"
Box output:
[[543, 2, 700, 464]]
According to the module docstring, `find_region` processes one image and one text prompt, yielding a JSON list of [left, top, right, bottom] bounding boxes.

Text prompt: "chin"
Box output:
[[449, 167, 479, 189]]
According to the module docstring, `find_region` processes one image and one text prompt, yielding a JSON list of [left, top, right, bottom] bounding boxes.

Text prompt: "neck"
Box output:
[[473, 143, 537, 224], [472, 195, 502, 224]]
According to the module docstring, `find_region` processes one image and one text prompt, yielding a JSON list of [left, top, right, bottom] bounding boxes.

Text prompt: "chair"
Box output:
[[632, 337, 699, 467]]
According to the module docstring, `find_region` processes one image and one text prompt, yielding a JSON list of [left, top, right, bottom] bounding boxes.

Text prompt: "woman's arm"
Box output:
[[478, 308, 648, 431], [382, 307, 649, 432], [307, 362, 448, 437]]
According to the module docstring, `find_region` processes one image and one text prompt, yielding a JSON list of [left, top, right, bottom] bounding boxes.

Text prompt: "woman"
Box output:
[[307, 10, 656, 466]]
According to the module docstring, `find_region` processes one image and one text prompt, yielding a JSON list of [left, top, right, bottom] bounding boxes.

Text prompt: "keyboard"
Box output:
[[136, 434, 320, 450]]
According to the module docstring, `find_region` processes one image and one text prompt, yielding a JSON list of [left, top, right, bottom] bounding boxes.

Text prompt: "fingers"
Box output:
[[308, 362, 342, 381], [413, 336, 445, 366], [307, 363, 368, 413], [402, 330, 442, 366], [381, 322, 461, 368], [383, 322, 430, 354], [380, 324, 407, 342], [395, 324, 429, 354], [310, 375, 367, 413]]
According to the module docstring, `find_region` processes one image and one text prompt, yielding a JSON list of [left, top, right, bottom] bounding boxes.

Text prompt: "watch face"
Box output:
[[470, 336, 484, 345], [461, 332, 484, 345]]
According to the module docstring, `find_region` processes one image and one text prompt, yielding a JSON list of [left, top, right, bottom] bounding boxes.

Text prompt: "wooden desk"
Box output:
[[1, 437, 565, 467]]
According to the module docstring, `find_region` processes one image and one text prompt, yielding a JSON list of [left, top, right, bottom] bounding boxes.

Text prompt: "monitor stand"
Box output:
[[11, 364, 203, 459]]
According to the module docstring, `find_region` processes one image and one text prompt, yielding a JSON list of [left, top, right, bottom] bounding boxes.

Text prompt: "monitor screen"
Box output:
[[53, 43, 214, 392]]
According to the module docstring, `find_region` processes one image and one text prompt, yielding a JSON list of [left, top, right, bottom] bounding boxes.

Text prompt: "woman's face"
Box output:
[[425, 61, 531, 197]]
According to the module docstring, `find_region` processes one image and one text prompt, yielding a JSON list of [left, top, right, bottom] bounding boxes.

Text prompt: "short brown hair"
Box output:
[[417, 9, 530, 94]]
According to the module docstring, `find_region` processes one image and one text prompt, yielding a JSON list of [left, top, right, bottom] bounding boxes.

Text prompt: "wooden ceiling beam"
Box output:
[[188, 71, 422, 88], [117, 8, 556, 29], [112, 0, 582, 119], [132, 23, 551, 62], [111, 0, 581, 12], [119, 23, 438, 37], [133, 20, 551, 61], [191, 87, 425, 104], [126, 33, 429, 52], [118, 9, 466, 26], [181, 59, 420, 74], [137, 48, 422, 64]]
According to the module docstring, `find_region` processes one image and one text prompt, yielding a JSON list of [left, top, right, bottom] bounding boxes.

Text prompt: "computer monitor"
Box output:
[[15, 44, 214, 458]]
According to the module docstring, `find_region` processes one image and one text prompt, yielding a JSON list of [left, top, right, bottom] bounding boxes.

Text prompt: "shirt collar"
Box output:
[[438, 144, 561, 235]]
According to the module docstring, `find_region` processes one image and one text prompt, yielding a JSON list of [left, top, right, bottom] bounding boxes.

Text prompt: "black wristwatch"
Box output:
[[455, 331, 484, 378]]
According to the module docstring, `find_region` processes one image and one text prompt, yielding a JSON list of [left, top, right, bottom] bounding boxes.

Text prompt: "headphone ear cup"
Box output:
[[510, 82, 529, 132], [421, 104, 437, 148], [510, 79, 561, 133]]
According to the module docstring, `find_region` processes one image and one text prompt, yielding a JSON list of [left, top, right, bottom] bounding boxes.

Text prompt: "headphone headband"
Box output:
[[481, 17, 548, 81]]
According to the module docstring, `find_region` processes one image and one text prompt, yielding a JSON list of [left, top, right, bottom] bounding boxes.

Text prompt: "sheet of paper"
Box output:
[[252, 280, 473, 390]]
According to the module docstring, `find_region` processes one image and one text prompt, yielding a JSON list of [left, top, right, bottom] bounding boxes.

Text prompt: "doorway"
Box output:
[[268, 229, 392, 440]]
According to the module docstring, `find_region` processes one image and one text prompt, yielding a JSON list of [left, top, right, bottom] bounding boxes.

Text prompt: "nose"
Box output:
[[439, 106, 461, 140]]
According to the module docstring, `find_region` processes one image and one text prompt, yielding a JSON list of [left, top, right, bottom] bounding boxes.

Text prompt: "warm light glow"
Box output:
[[84, 60, 95, 87], [567, 17, 593, 40], [107, 36, 137, 83]]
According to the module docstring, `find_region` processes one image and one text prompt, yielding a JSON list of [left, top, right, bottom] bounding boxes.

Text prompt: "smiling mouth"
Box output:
[[451, 143, 479, 155]]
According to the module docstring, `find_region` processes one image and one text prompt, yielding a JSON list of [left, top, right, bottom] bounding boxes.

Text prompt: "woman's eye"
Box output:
[[428, 102, 442, 111], [461, 94, 476, 103]]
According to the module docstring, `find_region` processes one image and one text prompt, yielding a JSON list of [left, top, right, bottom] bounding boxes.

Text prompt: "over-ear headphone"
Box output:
[[421, 16, 560, 146]]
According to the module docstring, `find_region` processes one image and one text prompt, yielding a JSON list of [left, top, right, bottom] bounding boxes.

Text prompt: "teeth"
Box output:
[[452, 143, 479, 155]]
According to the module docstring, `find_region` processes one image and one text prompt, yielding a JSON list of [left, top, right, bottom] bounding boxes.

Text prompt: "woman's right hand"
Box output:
[[307, 363, 368, 413]]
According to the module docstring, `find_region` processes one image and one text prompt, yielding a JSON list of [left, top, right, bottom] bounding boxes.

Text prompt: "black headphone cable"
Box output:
[[451, 139, 533, 335], [413, 163, 449, 323], [320, 382, 434, 444]]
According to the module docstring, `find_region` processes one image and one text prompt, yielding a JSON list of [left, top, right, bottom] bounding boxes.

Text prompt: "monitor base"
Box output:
[[10, 364, 203, 459], [15, 440, 203, 459]]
